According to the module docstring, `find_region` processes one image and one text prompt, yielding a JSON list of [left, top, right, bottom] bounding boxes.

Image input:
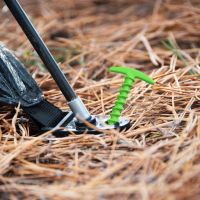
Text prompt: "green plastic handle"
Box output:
[[108, 66, 155, 125], [109, 66, 155, 84]]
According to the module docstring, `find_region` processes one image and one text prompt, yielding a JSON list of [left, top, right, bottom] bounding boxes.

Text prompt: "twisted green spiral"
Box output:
[[108, 77, 134, 125], [107, 66, 155, 125]]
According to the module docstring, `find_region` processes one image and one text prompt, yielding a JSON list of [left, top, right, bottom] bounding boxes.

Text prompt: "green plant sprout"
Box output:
[[108, 66, 155, 125], [162, 39, 198, 76]]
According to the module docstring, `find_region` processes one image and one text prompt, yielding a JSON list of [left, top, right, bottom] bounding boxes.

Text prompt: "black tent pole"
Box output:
[[4, 0, 91, 121]]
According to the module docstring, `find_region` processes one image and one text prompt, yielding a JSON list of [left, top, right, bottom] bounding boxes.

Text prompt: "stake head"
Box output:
[[109, 66, 155, 84]]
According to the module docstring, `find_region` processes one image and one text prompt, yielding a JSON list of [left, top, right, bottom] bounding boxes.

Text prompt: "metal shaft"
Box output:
[[4, 0, 91, 120]]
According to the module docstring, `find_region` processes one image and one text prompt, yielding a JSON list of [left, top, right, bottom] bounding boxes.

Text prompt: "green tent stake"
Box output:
[[108, 66, 155, 125]]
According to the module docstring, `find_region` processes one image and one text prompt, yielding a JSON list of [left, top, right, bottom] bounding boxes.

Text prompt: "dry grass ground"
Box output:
[[0, 0, 200, 199]]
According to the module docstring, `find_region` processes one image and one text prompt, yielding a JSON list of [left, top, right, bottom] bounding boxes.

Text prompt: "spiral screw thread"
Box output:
[[108, 66, 155, 125], [108, 77, 134, 125]]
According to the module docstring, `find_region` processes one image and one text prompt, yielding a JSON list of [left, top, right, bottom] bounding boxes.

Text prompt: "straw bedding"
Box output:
[[0, 0, 199, 199]]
